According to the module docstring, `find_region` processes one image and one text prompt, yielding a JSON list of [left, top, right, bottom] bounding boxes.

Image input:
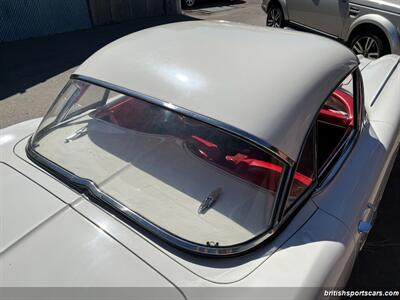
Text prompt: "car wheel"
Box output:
[[350, 33, 386, 59], [183, 0, 196, 8], [266, 3, 284, 28]]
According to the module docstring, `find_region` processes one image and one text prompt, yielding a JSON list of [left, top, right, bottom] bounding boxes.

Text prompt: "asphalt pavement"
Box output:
[[0, 0, 399, 289]]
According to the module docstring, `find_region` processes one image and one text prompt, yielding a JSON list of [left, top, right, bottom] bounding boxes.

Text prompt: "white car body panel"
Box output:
[[73, 196, 318, 285], [0, 205, 182, 291], [236, 209, 356, 288], [0, 163, 65, 252], [360, 55, 400, 107], [0, 119, 79, 205]]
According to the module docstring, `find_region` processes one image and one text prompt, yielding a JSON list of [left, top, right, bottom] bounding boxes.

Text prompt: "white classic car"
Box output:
[[1, 21, 399, 299]]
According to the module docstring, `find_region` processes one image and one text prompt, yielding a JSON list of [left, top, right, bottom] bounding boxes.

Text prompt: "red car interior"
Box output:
[[95, 88, 353, 194], [319, 89, 354, 127], [317, 89, 354, 169]]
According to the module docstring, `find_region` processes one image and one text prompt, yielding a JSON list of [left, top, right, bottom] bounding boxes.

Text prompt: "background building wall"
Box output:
[[88, 0, 168, 25], [0, 0, 181, 43], [0, 0, 91, 43]]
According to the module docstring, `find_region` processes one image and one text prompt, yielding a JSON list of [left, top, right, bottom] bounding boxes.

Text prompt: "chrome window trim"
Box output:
[[316, 68, 364, 192], [280, 126, 318, 220], [279, 67, 363, 219], [275, 126, 318, 223], [26, 74, 295, 257]]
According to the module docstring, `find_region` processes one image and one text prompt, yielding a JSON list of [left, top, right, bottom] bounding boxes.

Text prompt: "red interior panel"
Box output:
[[319, 89, 354, 127]]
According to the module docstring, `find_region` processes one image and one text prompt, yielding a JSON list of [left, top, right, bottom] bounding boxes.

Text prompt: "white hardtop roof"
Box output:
[[75, 20, 358, 161]]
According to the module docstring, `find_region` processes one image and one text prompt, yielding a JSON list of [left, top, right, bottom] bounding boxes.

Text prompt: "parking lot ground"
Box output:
[[0, 0, 399, 289]]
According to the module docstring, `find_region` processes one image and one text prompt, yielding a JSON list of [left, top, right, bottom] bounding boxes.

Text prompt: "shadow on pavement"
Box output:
[[0, 14, 196, 101], [347, 153, 400, 288]]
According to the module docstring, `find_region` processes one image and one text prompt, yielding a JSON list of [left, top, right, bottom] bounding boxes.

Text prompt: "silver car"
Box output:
[[262, 0, 400, 58]]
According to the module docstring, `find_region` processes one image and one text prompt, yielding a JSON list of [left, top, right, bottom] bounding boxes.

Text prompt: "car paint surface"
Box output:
[[262, 0, 400, 54], [0, 163, 65, 253]]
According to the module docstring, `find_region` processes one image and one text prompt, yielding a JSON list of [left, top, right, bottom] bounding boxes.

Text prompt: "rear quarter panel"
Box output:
[[233, 209, 356, 296]]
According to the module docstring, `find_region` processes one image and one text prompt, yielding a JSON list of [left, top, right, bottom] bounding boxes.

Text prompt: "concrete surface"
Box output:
[[0, 0, 399, 289]]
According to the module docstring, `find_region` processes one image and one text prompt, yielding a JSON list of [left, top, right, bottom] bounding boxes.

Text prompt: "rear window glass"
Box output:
[[31, 80, 285, 247]]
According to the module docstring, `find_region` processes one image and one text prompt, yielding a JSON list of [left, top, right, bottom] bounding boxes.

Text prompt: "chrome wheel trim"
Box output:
[[352, 36, 380, 59], [185, 0, 195, 7], [266, 8, 282, 28]]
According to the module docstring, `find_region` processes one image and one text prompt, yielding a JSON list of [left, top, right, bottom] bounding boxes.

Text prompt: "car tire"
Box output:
[[350, 33, 388, 59], [266, 3, 284, 28], [183, 0, 196, 8]]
